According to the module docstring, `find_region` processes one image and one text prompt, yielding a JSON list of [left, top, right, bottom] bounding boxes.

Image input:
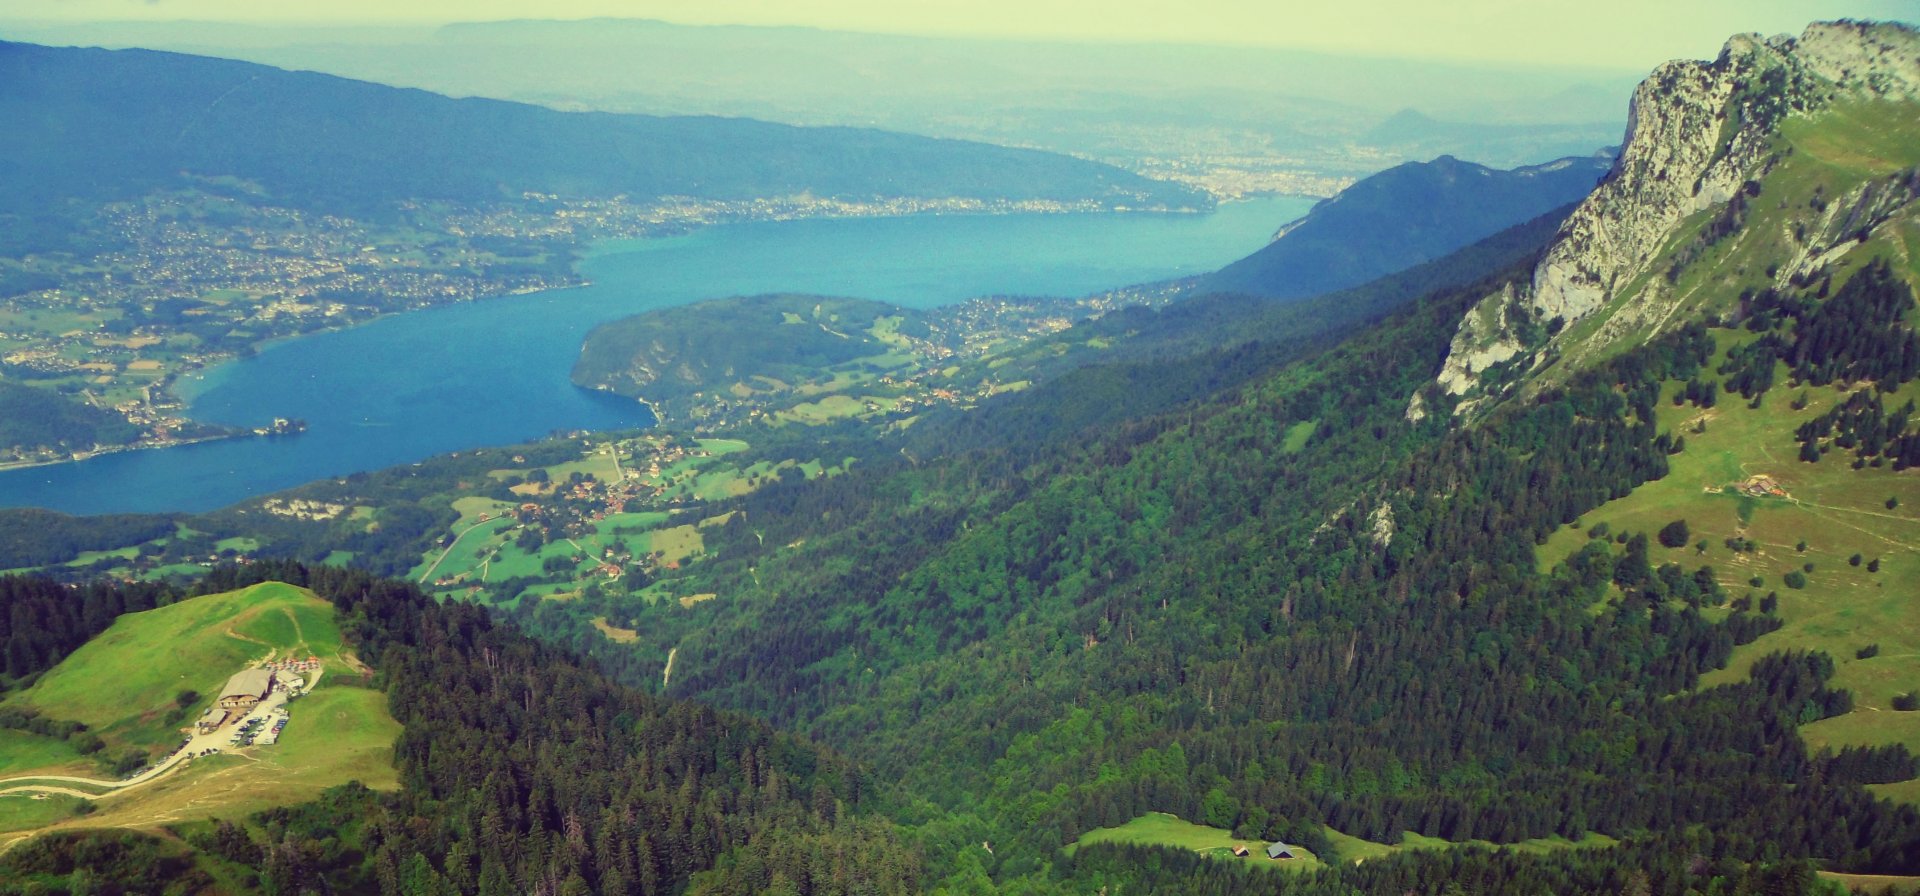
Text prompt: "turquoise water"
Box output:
[[0, 197, 1310, 514]]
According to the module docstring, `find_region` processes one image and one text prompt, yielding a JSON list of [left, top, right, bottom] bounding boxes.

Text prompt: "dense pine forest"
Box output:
[[4, 562, 917, 896], [536, 245, 1920, 891]]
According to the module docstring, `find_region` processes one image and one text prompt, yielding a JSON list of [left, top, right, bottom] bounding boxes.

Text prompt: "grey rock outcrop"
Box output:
[[1434, 21, 1920, 403]]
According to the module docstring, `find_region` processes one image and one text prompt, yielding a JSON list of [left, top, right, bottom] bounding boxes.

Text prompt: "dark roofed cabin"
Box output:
[[1267, 841, 1298, 860]]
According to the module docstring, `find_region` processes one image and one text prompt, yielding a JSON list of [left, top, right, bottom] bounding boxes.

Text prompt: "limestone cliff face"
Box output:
[[1434, 21, 1920, 404]]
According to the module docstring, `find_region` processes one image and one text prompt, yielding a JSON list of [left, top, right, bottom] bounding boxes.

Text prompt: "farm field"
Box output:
[[410, 431, 847, 615]]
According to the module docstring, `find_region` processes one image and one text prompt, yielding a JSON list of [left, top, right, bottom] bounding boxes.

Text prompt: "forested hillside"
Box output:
[[1200, 153, 1608, 300], [512, 22, 1920, 893], [572, 295, 933, 418], [8, 20, 1920, 896], [0, 382, 140, 457], [580, 236, 1920, 891], [1, 563, 917, 895]]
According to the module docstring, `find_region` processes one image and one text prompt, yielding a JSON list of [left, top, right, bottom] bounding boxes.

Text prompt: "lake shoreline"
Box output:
[[0, 430, 252, 476], [0, 195, 1311, 515], [72, 201, 1232, 475]]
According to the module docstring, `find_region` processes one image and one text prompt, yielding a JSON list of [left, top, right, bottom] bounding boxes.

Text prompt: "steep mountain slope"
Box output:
[[1405, 21, 1920, 801], [1199, 153, 1608, 299], [0, 40, 1199, 215], [1434, 21, 1920, 407], [516, 21, 1920, 893]]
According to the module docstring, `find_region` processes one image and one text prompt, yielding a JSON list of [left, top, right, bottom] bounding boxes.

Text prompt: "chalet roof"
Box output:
[[1266, 841, 1297, 859], [221, 668, 275, 700]]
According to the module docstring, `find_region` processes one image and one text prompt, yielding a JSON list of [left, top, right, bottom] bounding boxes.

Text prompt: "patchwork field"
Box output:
[[412, 432, 843, 615]]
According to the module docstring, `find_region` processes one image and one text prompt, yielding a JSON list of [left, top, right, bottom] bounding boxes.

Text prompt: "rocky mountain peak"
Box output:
[[1793, 20, 1920, 95], [1432, 20, 1920, 411]]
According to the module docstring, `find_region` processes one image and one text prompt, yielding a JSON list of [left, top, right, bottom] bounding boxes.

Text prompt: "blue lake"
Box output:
[[0, 197, 1311, 515]]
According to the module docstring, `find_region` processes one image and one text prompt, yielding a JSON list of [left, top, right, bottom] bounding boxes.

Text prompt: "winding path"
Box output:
[[0, 669, 324, 814], [0, 785, 103, 800], [0, 745, 195, 802]]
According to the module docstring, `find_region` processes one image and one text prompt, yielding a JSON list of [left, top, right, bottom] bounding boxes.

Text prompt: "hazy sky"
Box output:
[[4, 0, 1917, 69]]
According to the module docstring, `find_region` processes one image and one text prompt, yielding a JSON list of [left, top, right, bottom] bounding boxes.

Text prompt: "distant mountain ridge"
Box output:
[[0, 18, 1634, 179], [0, 40, 1202, 215], [1198, 152, 1611, 299]]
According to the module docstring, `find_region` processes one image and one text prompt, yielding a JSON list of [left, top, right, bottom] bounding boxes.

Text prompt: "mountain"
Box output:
[[1417, 18, 1920, 783], [9, 20, 1920, 896], [0, 19, 1636, 178], [1199, 153, 1610, 299], [1435, 21, 1920, 405], [1360, 107, 1623, 168], [537, 20, 1920, 893], [0, 40, 1201, 216]]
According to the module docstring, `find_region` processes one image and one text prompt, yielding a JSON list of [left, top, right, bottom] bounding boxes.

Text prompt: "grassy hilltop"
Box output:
[[0, 583, 399, 846]]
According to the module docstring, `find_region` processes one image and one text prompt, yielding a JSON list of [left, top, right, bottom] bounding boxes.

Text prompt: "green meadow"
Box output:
[[1064, 813, 1617, 872], [8, 582, 353, 753], [0, 584, 402, 845], [1065, 813, 1321, 870], [1538, 348, 1920, 781]]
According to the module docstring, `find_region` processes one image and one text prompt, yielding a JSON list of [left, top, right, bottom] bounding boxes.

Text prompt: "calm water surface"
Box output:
[[0, 197, 1311, 514]]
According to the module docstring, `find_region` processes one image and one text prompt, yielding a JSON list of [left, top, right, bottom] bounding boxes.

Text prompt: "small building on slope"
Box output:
[[218, 668, 276, 712]]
